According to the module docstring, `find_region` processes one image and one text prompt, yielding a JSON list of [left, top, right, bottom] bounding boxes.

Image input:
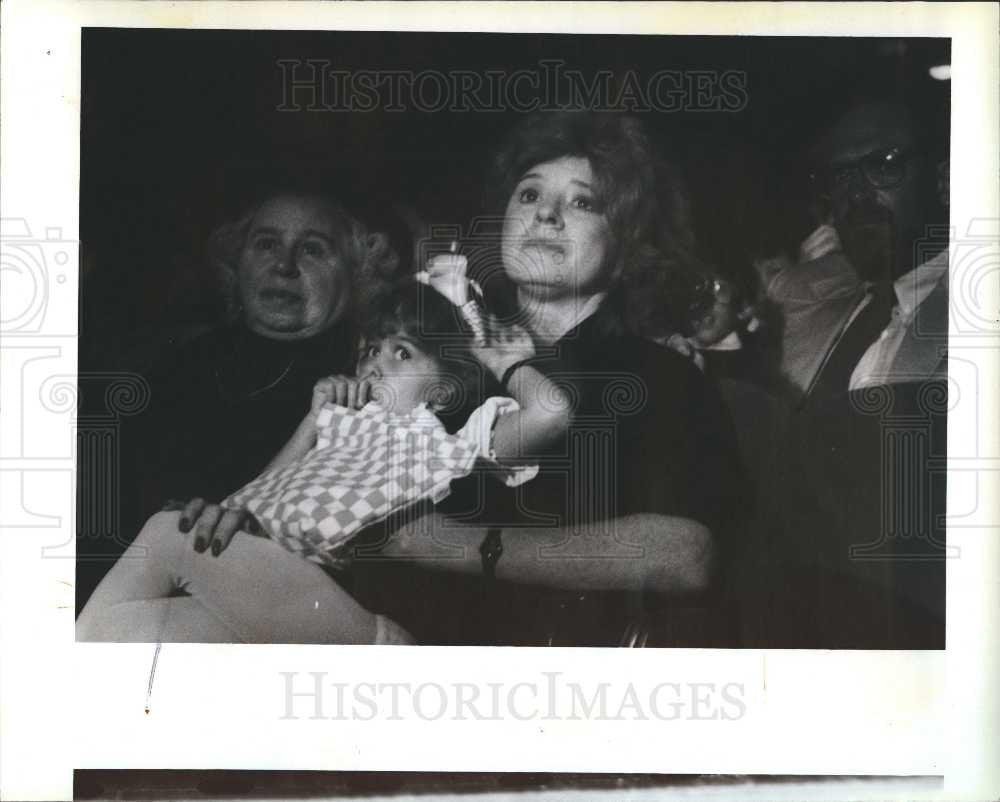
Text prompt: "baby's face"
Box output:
[[357, 334, 447, 414]]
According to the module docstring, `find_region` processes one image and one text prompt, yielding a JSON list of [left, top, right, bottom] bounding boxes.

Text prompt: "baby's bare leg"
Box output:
[[78, 511, 378, 644]]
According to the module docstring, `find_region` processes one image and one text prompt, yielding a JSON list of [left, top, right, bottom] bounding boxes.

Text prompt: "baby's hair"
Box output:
[[362, 281, 488, 431]]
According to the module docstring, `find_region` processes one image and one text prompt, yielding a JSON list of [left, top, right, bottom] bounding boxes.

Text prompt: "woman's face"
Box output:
[[237, 195, 353, 340], [501, 156, 615, 301]]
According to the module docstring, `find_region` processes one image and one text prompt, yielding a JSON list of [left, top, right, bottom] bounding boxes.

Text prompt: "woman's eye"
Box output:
[[572, 196, 595, 212], [366, 345, 380, 358], [518, 187, 539, 203], [394, 346, 411, 361], [253, 236, 277, 252], [301, 240, 327, 259]]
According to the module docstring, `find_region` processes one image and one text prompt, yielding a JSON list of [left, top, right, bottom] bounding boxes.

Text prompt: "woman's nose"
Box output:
[[271, 245, 299, 277], [534, 198, 562, 227]]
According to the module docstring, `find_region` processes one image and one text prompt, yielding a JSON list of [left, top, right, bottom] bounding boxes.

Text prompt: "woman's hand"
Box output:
[[313, 374, 373, 413], [471, 313, 536, 380], [173, 497, 262, 557]]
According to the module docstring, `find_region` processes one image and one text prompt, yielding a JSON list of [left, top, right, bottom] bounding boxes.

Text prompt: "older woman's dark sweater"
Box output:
[[76, 321, 354, 609]]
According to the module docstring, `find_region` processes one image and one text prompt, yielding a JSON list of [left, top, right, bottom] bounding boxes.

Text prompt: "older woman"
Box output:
[[77, 191, 398, 609], [349, 113, 746, 646]]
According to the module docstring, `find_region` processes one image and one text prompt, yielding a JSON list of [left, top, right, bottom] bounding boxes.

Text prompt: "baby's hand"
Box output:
[[313, 374, 373, 414], [416, 252, 469, 307]]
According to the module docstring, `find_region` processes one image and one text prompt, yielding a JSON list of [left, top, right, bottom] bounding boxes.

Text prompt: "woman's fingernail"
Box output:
[[178, 518, 190, 533], [211, 541, 221, 557], [194, 538, 206, 553]]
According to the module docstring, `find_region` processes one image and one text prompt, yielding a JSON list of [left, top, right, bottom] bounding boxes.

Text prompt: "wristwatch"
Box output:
[[479, 528, 504, 581]]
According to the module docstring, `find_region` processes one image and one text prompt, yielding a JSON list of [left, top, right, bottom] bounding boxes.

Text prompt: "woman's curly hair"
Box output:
[[485, 112, 710, 339], [206, 192, 400, 329]]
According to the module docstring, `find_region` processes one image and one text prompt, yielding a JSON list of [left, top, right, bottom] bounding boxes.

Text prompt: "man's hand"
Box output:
[[662, 334, 706, 372], [799, 223, 842, 263]]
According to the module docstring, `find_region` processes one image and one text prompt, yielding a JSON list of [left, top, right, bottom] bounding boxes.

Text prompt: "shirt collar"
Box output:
[[703, 331, 743, 352], [891, 249, 949, 317]]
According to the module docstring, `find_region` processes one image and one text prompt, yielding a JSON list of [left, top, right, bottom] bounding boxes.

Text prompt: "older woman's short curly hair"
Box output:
[[206, 192, 400, 328], [486, 112, 710, 339]]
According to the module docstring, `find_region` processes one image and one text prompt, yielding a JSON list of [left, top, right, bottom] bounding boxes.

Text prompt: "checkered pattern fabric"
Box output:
[[223, 403, 480, 568]]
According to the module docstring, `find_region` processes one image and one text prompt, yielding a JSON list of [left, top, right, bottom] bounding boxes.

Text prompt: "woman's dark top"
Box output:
[[76, 320, 355, 609], [490, 299, 745, 646], [353, 298, 746, 646], [515, 302, 743, 537]]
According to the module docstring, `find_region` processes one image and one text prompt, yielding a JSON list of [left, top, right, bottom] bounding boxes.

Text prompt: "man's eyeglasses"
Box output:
[[808, 147, 913, 192]]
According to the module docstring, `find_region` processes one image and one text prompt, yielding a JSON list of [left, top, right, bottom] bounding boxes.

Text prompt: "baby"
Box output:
[[221, 277, 569, 568], [76, 278, 570, 645]]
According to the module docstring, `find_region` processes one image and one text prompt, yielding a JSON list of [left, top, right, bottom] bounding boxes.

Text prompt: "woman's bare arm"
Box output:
[[377, 511, 715, 595]]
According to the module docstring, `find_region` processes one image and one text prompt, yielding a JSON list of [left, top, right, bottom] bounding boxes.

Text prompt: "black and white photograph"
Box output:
[[73, 29, 952, 649], [1, 2, 997, 800]]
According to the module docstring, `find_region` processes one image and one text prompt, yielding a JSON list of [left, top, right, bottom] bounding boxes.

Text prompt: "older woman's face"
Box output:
[[237, 195, 352, 340], [501, 156, 615, 301]]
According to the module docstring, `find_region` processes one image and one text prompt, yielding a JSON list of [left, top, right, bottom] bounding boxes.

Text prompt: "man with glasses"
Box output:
[[769, 93, 950, 648], [790, 97, 949, 401]]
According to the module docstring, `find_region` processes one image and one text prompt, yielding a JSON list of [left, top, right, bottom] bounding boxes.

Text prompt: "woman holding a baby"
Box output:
[[78, 112, 743, 646]]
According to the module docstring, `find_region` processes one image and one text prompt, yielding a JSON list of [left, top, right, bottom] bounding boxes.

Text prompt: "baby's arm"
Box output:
[[420, 253, 571, 465], [486, 361, 571, 465], [462, 310, 570, 465], [264, 411, 317, 473], [264, 375, 373, 473]]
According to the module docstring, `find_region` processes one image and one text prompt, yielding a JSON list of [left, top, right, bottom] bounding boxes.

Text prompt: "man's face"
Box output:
[[814, 103, 936, 281]]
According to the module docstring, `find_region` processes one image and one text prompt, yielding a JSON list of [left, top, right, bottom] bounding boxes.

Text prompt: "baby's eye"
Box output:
[[253, 236, 278, 252], [518, 187, 539, 203], [393, 345, 411, 361]]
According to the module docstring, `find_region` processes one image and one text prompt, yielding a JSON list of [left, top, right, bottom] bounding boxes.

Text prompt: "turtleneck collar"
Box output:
[[214, 318, 357, 401]]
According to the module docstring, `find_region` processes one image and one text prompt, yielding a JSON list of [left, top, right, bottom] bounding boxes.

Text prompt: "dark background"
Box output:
[[80, 29, 949, 371]]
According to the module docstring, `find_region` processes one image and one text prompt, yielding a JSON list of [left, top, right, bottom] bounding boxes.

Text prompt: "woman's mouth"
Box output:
[[259, 288, 302, 305], [523, 238, 566, 255]]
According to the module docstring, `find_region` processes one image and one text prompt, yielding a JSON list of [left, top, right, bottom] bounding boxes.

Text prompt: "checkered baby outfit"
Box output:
[[223, 403, 480, 568]]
